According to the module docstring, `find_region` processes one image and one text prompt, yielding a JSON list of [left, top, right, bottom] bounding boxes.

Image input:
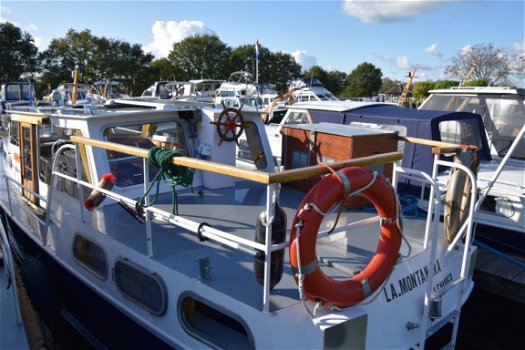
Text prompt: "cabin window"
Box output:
[[54, 138, 91, 199], [438, 120, 484, 152], [484, 97, 525, 159], [73, 234, 108, 279], [39, 122, 73, 184], [114, 259, 167, 316], [421, 95, 481, 115], [104, 121, 188, 187], [179, 295, 253, 349], [9, 120, 19, 146], [284, 111, 309, 125], [5, 83, 30, 100], [236, 121, 269, 170]]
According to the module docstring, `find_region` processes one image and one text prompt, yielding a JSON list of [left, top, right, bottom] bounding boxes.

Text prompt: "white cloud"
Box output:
[[460, 45, 472, 57], [0, 6, 11, 24], [291, 50, 317, 70], [33, 37, 44, 49], [513, 38, 525, 53], [341, 0, 451, 24], [24, 22, 45, 48], [396, 56, 410, 69], [425, 42, 445, 60], [0, 6, 11, 16], [376, 53, 411, 69], [26, 23, 38, 33], [145, 20, 215, 58]]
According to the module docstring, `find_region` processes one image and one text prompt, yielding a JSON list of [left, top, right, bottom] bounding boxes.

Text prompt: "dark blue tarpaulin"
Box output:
[[334, 104, 492, 175]]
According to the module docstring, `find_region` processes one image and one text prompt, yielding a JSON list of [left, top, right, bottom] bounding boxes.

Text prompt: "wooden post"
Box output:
[[71, 65, 79, 105]]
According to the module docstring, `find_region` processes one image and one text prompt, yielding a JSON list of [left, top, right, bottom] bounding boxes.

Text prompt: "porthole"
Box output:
[[73, 234, 108, 280], [114, 258, 167, 316], [179, 295, 253, 349]]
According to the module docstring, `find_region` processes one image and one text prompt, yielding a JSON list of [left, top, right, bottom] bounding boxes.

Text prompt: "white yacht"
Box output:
[[0, 99, 478, 349], [420, 86, 525, 256], [288, 77, 339, 102]]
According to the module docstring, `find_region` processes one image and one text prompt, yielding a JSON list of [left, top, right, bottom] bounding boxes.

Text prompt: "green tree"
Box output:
[[341, 62, 382, 98], [326, 70, 347, 97], [464, 79, 488, 87], [168, 34, 231, 80], [445, 43, 525, 86], [302, 65, 346, 96], [149, 58, 180, 81], [0, 22, 39, 82], [39, 29, 97, 88], [92, 38, 154, 95], [433, 80, 459, 89], [303, 65, 329, 85], [263, 51, 301, 93], [39, 29, 155, 95], [226, 43, 301, 92], [379, 78, 402, 95], [412, 81, 436, 106], [229, 44, 264, 78]]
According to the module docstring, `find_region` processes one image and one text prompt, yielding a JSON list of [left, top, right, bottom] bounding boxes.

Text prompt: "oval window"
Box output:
[[73, 234, 108, 279], [114, 258, 167, 316]]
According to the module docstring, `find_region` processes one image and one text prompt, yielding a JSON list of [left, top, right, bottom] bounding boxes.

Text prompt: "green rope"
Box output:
[[137, 147, 194, 215]]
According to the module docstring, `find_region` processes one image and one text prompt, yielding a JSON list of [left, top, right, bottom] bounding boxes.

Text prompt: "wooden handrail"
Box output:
[[268, 152, 402, 183], [70, 136, 269, 184], [70, 136, 402, 185], [399, 136, 478, 154]]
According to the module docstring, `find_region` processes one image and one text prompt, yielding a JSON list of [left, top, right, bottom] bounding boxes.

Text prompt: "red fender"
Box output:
[[84, 173, 116, 211]]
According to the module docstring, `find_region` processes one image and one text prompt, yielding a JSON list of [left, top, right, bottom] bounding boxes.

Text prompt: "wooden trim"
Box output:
[[70, 136, 402, 185], [268, 152, 402, 184], [10, 113, 49, 125], [71, 136, 270, 184], [399, 135, 478, 154]]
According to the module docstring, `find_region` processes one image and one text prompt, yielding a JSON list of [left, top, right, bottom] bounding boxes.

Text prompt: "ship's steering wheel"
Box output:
[[212, 104, 246, 146]]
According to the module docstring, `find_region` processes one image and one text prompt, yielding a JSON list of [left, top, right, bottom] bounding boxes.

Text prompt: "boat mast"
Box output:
[[255, 39, 260, 84]]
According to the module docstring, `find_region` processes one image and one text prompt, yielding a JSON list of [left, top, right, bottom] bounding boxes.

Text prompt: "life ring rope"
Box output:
[[293, 220, 322, 317]]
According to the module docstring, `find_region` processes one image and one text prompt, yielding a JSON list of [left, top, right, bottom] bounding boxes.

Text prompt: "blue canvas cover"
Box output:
[[337, 104, 491, 175]]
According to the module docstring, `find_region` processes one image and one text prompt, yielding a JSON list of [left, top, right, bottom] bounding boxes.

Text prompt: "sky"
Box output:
[[1, 0, 524, 87]]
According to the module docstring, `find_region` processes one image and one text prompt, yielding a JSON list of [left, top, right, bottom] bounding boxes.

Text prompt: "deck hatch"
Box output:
[[113, 258, 167, 316]]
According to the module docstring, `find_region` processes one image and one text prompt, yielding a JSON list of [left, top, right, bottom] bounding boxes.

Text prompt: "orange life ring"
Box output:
[[289, 167, 402, 308], [444, 148, 479, 242]]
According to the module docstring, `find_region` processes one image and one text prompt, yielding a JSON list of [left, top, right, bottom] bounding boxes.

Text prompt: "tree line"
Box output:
[[1, 22, 523, 99]]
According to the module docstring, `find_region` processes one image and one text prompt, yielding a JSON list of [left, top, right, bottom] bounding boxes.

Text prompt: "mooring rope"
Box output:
[[137, 147, 194, 215]]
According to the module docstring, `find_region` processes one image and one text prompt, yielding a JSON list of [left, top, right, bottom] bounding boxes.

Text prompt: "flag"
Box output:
[[255, 39, 260, 61]]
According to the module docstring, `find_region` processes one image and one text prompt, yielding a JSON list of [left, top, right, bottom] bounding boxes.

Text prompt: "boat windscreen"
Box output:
[[484, 97, 525, 159]]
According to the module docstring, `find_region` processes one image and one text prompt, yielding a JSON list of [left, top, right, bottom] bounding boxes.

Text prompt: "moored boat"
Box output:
[[0, 99, 478, 348], [420, 86, 525, 256]]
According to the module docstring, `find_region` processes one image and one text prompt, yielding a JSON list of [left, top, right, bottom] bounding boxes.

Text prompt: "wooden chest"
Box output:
[[281, 123, 398, 199]]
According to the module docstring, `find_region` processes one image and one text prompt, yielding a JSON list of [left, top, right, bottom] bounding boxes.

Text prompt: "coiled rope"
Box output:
[[137, 147, 194, 215]]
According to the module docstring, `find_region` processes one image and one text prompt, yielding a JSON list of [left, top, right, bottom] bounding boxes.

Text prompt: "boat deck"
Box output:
[[473, 247, 525, 305], [87, 180, 431, 312]]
